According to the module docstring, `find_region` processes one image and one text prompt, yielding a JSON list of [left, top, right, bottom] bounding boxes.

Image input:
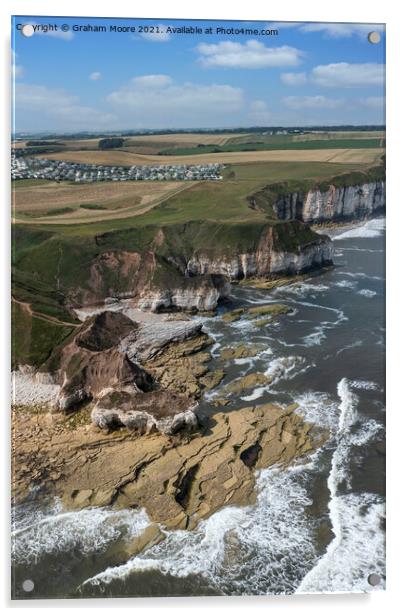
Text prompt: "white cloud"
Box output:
[[266, 22, 302, 30], [299, 23, 384, 39], [130, 74, 173, 88], [139, 24, 171, 42], [11, 50, 23, 78], [89, 71, 102, 81], [280, 72, 307, 86], [359, 96, 385, 108], [106, 74, 245, 127], [29, 22, 74, 40], [266, 22, 384, 39], [13, 64, 23, 78], [311, 63, 385, 87], [15, 83, 115, 127], [196, 40, 303, 68], [283, 95, 345, 110], [249, 100, 272, 124]]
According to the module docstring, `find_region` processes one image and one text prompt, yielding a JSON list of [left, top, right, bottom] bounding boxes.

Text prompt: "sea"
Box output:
[[11, 217, 386, 599]]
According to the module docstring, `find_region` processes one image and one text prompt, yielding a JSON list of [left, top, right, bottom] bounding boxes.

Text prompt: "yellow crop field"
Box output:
[[124, 133, 247, 145], [38, 147, 385, 167]]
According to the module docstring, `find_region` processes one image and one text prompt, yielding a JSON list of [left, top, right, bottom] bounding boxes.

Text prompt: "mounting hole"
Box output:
[[21, 24, 35, 37], [368, 31, 381, 44], [368, 573, 381, 586], [22, 579, 34, 592]]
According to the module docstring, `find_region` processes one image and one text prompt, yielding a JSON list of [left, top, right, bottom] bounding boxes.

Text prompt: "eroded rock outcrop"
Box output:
[[91, 390, 198, 435], [39, 312, 153, 412], [33, 311, 215, 431]]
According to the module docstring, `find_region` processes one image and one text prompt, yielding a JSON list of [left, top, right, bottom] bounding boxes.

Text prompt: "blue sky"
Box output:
[[11, 16, 385, 132]]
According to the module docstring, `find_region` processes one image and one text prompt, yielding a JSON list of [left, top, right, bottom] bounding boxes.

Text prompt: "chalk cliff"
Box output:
[[272, 180, 385, 223], [64, 221, 333, 313]]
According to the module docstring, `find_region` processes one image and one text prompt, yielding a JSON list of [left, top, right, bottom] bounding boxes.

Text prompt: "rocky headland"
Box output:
[[12, 297, 328, 551], [12, 400, 326, 534], [11, 166, 385, 559], [251, 166, 385, 225]]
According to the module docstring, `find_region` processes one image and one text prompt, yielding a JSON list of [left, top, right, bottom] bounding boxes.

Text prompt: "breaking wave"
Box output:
[[297, 378, 385, 593], [358, 289, 377, 298], [82, 462, 322, 596], [12, 502, 150, 565], [332, 218, 385, 240]]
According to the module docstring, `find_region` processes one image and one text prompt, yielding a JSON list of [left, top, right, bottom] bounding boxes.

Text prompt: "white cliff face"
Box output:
[[269, 242, 334, 274], [135, 235, 333, 313], [138, 287, 221, 312], [137, 277, 231, 312], [273, 181, 385, 223], [74, 225, 334, 314], [186, 237, 333, 280]]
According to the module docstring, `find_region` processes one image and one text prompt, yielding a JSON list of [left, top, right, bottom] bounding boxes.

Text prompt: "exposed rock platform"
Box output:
[[12, 402, 327, 532]]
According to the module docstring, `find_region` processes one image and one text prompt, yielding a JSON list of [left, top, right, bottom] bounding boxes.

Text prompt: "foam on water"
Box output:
[[82, 462, 323, 595], [239, 356, 308, 402], [240, 386, 268, 402], [294, 391, 339, 431], [15, 221, 385, 596], [358, 289, 377, 298], [265, 355, 306, 384], [69, 377, 384, 596], [341, 271, 384, 281], [339, 247, 384, 253], [302, 315, 346, 348], [332, 217, 385, 241], [349, 379, 379, 391], [333, 280, 357, 289], [233, 357, 254, 367], [333, 339, 363, 358], [12, 502, 150, 565], [273, 283, 329, 299], [291, 299, 347, 322], [297, 378, 385, 593]]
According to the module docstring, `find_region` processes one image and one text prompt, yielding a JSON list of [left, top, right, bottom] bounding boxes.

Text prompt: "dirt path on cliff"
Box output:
[[12, 297, 79, 328], [12, 181, 198, 225]]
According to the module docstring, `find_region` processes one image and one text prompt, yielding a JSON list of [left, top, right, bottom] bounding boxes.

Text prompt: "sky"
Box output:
[[11, 16, 386, 133]]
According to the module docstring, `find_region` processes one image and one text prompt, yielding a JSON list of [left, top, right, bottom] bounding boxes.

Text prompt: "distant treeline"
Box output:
[[98, 138, 125, 150], [13, 125, 385, 141], [25, 140, 65, 146]]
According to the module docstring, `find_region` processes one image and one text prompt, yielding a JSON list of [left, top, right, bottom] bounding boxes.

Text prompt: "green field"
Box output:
[[159, 139, 384, 156]]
